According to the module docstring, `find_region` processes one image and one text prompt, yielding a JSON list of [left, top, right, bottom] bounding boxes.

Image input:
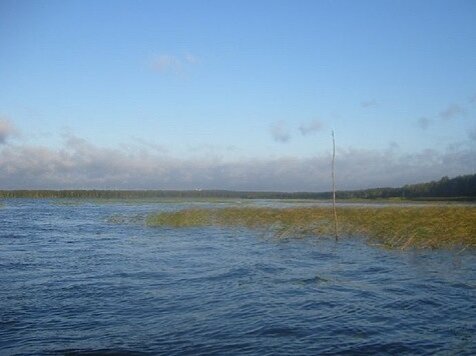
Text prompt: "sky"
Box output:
[[0, 0, 475, 191]]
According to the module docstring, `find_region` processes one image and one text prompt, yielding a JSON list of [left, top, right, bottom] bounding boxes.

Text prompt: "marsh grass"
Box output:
[[146, 206, 476, 249]]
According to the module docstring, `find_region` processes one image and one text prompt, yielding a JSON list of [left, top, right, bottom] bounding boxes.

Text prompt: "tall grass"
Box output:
[[146, 206, 476, 249]]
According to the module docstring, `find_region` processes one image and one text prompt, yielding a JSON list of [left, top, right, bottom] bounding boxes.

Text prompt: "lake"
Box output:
[[1, 199, 475, 355]]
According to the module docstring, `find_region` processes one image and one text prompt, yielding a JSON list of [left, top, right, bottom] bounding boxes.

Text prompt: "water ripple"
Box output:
[[0, 199, 475, 355]]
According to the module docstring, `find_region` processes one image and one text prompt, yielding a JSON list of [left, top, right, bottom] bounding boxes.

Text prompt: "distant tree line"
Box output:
[[0, 189, 316, 200], [0, 174, 474, 200], [333, 174, 476, 200]]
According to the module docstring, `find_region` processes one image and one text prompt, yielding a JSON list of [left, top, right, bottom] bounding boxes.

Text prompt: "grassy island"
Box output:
[[146, 205, 476, 249]]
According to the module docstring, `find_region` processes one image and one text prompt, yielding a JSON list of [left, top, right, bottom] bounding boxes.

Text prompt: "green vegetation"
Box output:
[[146, 206, 476, 249], [335, 174, 476, 200], [0, 173, 474, 200]]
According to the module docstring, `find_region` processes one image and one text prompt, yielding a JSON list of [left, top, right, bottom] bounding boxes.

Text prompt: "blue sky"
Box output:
[[0, 0, 475, 190]]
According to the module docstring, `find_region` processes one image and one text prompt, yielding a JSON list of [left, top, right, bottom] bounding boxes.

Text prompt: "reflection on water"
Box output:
[[0, 199, 475, 355]]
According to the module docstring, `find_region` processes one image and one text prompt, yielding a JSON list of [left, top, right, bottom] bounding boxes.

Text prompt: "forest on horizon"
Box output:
[[0, 174, 475, 200]]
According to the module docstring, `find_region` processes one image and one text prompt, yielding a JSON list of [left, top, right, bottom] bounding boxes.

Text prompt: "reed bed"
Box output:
[[146, 206, 476, 249]]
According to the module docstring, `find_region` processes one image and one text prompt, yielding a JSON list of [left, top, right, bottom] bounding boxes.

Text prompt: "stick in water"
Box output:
[[332, 130, 338, 240]]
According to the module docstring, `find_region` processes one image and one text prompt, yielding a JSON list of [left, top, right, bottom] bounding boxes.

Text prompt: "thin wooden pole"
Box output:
[[332, 130, 338, 240]]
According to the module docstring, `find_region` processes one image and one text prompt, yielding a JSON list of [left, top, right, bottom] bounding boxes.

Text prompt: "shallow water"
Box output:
[[0, 199, 475, 355]]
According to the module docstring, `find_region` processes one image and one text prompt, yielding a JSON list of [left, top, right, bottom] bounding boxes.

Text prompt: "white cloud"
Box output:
[[469, 127, 476, 142], [187, 143, 236, 154], [299, 119, 324, 136], [129, 136, 167, 153], [151, 54, 181, 73], [0, 119, 17, 145], [417, 117, 432, 130], [270, 121, 291, 143], [151, 53, 199, 75], [0, 135, 474, 191], [184, 53, 199, 64], [438, 103, 466, 120], [360, 100, 378, 108], [388, 141, 399, 151]]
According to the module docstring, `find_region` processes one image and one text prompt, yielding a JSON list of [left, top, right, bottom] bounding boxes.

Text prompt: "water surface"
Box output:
[[1, 199, 475, 355]]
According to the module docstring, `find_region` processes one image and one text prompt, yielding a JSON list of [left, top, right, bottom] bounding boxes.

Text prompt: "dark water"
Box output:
[[1, 199, 475, 355]]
